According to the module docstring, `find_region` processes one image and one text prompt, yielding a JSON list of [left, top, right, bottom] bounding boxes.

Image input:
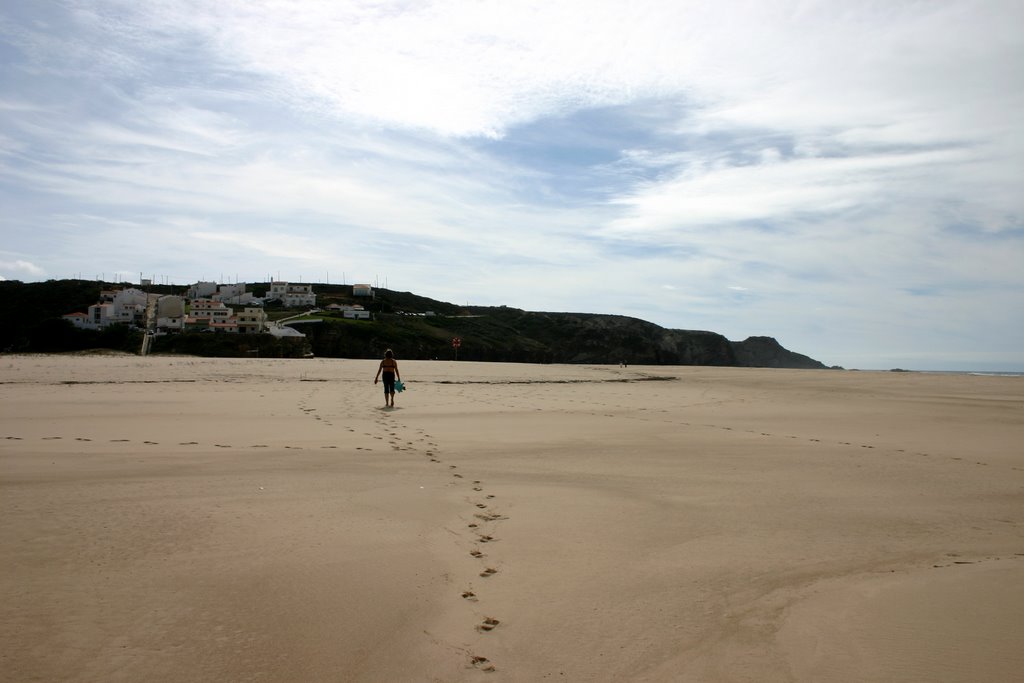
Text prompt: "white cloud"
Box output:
[[1, 0, 1022, 369], [0, 259, 46, 278]]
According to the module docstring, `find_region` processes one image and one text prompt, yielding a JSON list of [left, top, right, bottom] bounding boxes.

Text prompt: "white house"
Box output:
[[85, 302, 114, 328], [62, 312, 92, 329], [114, 288, 148, 308], [214, 283, 257, 305], [353, 284, 373, 297], [186, 299, 233, 325], [187, 281, 218, 299], [82, 288, 148, 328], [343, 309, 371, 319], [236, 307, 267, 334], [268, 282, 316, 307], [208, 319, 239, 333], [156, 295, 185, 332]]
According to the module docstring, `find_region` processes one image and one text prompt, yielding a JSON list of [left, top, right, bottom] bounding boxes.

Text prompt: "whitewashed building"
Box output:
[[81, 288, 147, 328], [343, 309, 371, 319], [268, 282, 316, 307], [156, 295, 186, 332], [236, 307, 267, 334], [187, 299, 233, 325], [187, 281, 218, 299], [62, 312, 92, 329], [214, 283, 257, 305]]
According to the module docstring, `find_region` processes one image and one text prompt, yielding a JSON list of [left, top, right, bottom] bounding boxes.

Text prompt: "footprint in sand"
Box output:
[[477, 535, 495, 543], [461, 590, 478, 601], [471, 656, 496, 672], [479, 567, 498, 578], [476, 617, 500, 633], [476, 513, 503, 522], [43, 436, 62, 440], [470, 549, 484, 558]]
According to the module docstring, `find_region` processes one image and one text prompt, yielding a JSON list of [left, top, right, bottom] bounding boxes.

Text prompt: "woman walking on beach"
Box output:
[[374, 349, 401, 408]]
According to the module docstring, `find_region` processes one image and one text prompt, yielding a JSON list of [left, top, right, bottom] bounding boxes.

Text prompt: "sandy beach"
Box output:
[[1, 355, 1022, 682]]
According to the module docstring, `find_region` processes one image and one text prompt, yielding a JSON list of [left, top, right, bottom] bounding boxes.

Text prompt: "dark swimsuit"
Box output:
[[381, 360, 397, 394]]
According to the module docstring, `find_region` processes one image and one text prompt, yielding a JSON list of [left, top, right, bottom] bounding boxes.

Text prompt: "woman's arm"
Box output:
[[374, 360, 383, 383]]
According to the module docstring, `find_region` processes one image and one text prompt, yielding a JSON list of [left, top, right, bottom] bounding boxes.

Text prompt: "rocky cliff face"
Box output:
[[729, 336, 827, 369], [552, 317, 826, 368], [427, 311, 826, 369], [544, 317, 737, 368]]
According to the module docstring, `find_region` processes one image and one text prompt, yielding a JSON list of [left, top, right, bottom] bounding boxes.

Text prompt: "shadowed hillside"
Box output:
[[0, 280, 828, 368]]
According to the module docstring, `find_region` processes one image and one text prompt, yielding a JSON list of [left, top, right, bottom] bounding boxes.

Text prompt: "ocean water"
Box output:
[[927, 371, 1024, 378], [861, 369, 1024, 377]]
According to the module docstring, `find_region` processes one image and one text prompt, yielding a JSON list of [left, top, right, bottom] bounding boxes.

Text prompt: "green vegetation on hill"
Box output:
[[0, 279, 827, 368], [0, 279, 146, 354]]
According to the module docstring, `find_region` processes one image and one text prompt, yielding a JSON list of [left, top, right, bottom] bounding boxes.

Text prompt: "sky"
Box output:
[[1, 1, 1022, 371]]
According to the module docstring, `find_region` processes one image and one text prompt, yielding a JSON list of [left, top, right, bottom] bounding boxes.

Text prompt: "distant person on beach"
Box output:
[[374, 349, 401, 407]]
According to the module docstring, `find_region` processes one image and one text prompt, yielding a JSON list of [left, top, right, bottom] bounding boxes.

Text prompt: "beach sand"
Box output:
[[1, 355, 1022, 682]]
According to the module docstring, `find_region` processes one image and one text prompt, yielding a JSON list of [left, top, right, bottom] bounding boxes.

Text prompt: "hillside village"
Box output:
[[61, 281, 375, 337]]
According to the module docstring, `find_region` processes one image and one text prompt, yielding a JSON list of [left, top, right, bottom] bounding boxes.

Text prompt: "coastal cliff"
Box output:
[[0, 280, 829, 368], [301, 305, 828, 369]]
